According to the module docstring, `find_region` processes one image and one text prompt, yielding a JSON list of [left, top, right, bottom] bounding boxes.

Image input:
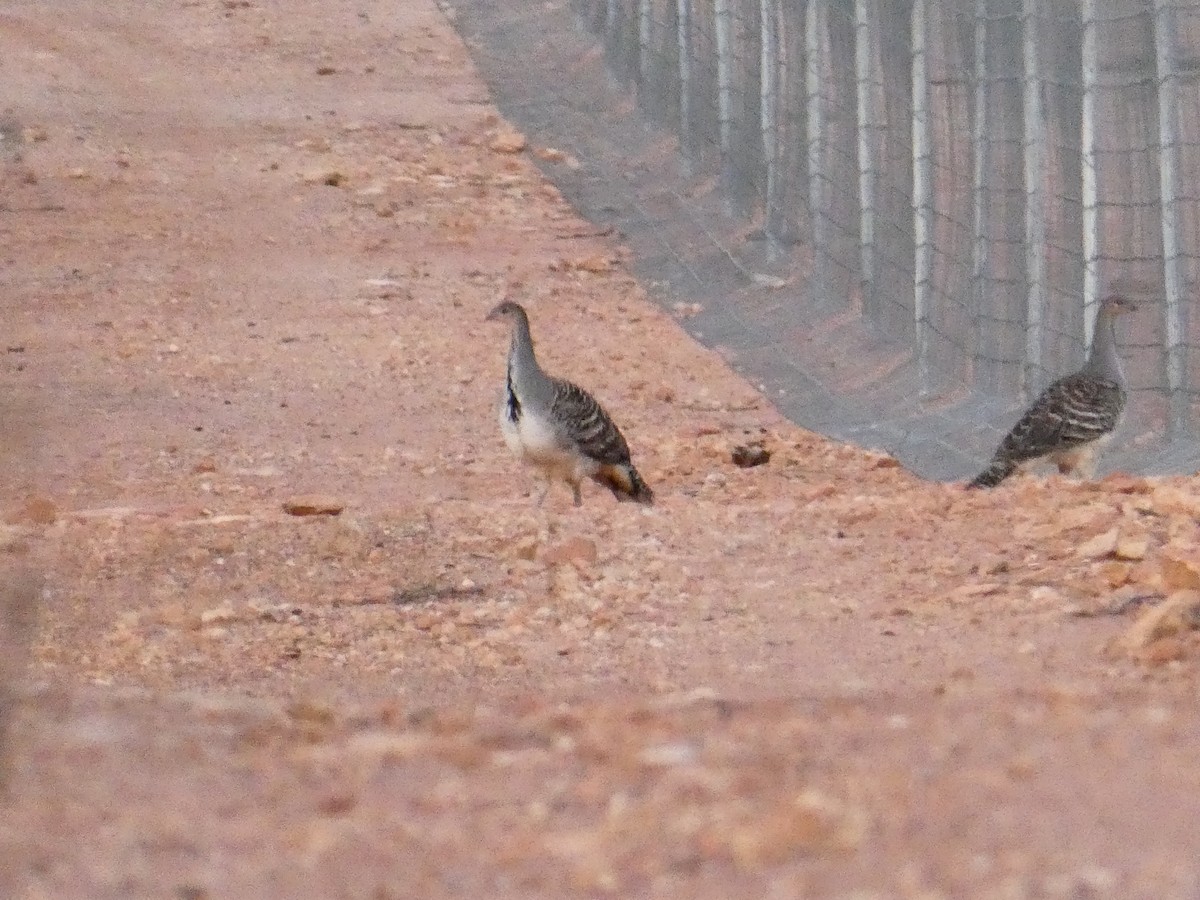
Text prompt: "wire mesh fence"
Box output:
[[450, 0, 1200, 479]]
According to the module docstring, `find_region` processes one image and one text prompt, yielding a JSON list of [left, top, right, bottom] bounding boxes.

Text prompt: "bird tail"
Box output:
[[966, 457, 1017, 490], [594, 463, 654, 505]]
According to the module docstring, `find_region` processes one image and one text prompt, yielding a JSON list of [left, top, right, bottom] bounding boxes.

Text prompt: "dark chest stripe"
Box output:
[[505, 366, 521, 423]]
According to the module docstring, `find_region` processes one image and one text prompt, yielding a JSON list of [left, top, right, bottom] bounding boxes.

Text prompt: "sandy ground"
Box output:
[[2, 1, 1200, 897]]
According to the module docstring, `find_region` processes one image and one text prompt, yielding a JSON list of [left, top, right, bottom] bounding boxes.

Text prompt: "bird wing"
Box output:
[[994, 373, 1125, 463], [549, 378, 633, 465]]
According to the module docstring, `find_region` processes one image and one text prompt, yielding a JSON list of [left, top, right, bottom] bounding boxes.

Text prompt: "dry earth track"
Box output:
[[1, 1, 1199, 897]]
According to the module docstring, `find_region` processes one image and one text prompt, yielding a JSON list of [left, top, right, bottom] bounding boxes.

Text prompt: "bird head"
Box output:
[[1098, 294, 1137, 318], [485, 300, 527, 323]]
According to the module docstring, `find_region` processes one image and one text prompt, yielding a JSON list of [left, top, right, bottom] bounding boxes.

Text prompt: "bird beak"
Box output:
[[484, 305, 501, 322]]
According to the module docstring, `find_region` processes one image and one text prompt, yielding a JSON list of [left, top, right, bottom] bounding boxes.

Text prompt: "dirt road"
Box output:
[[1, 1, 1199, 897]]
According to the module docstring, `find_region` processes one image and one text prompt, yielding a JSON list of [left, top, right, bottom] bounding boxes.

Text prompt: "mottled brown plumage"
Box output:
[[968, 295, 1135, 489], [487, 301, 653, 507]]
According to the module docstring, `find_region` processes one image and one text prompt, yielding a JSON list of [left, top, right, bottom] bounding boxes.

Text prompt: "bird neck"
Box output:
[[506, 314, 545, 387], [1083, 314, 1123, 382]]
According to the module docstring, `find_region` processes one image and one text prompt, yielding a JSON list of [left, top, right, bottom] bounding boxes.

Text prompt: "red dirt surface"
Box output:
[[2, 2, 1200, 897]]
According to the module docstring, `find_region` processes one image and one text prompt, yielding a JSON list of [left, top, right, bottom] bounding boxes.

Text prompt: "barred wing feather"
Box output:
[[549, 378, 633, 466]]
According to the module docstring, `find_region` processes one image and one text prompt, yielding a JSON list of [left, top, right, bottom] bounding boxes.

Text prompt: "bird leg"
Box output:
[[1050, 446, 1094, 479], [526, 478, 554, 542], [1074, 449, 1099, 480], [534, 477, 567, 541], [571, 481, 583, 507]]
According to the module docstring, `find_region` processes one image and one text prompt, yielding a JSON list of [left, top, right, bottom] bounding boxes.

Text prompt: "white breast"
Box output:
[[497, 397, 523, 456], [498, 396, 598, 483], [515, 410, 566, 461]]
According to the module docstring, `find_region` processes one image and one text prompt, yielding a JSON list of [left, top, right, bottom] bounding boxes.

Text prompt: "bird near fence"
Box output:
[[486, 300, 654, 508], [966, 295, 1136, 489]]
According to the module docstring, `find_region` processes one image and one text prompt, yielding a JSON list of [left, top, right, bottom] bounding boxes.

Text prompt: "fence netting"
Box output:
[[449, 0, 1200, 479]]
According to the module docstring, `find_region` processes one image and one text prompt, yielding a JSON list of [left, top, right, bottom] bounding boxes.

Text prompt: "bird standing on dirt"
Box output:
[[485, 300, 654, 507], [967, 294, 1136, 489]]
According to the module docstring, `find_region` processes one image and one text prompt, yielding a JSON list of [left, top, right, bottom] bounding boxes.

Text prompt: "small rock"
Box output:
[[1053, 504, 1109, 534], [672, 301, 704, 318], [200, 604, 238, 626], [542, 536, 597, 569], [533, 146, 567, 162], [947, 582, 1003, 603], [1113, 535, 1148, 561], [315, 65, 336, 76], [1102, 473, 1151, 494], [283, 494, 345, 517], [1076, 528, 1118, 560], [636, 742, 698, 767], [250, 601, 299, 623], [1029, 585, 1062, 607], [572, 255, 612, 274], [731, 444, 770, 468], [1138, 636, 1186, 665], [302, 169, 346, 187], [1160, 554, 1200, 592], [982, 558, 1009, 576], [1116, 590, 1200, 652], [488, 131, 526, 154], [1098, 561, 1131, 589], [866, 453, 901, 470], [749, 272, 789, 289], [1098, 586, 1161, 617], [296, 137, 332, 153], [1149, 484, 1200, 518], [193, 456, 218, 474]]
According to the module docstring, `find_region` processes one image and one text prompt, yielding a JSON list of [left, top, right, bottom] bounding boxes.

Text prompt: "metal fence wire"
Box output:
[[450, 0, 1200, 479]]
